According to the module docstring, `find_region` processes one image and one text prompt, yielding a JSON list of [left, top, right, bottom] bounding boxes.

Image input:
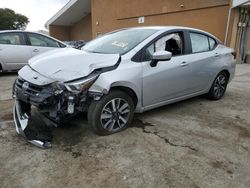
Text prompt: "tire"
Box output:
[[207, 72, 229, 100], [88, 90, 135, 136]]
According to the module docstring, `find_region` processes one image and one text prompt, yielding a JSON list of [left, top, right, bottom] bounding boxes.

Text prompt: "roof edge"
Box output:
[[45, 0, 78, 29], [232, 0, 250, 8]]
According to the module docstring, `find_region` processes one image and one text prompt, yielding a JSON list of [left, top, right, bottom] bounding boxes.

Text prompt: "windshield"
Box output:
[[82, 29, 157, 55]]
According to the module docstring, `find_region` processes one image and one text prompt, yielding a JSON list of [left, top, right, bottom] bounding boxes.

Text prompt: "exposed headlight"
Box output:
[[65, 75, 99, 93], [51, 82, 66, 95]]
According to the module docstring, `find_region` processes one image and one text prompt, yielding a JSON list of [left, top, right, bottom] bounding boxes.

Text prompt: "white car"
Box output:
[[0, 30, 67, 71]]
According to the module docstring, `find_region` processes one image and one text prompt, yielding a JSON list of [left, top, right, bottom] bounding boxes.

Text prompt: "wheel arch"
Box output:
[[89, 79, 142, 112], [207, 68, 231, 93], [110, 85, 138, 107], [220, 69, 230, 80], [0, 58, 6, 71]]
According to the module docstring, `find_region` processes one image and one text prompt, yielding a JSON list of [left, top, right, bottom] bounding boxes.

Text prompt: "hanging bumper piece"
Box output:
[[13, 100, 52, 149]]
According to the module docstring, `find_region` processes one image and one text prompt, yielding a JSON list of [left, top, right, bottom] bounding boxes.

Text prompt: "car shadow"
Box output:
[[46, 112, 95, 147], [0, 72, 18, 76], [137, 95, 206, 117], [50, 95, 207, 145]]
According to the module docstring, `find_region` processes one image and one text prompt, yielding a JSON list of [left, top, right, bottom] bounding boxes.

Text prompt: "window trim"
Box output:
[[208, 37, 217, 51]]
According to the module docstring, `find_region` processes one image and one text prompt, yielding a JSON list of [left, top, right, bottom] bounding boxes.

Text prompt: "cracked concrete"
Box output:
[[133, 119, 198, 152], [0, 64, 250, 188]]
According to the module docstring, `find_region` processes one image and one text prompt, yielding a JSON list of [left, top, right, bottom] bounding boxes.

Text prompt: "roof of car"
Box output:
[[121, 26, 220, 42], [0, 30, 47, 34], [0, 26, 219, 42], [125, 26, 206, 33], [0, 30, 67, 44]]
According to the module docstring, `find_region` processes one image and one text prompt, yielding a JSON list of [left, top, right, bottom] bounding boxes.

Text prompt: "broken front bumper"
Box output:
[[12, 76, 93, 148], [13, 100, 52, 148], [12, 77, 57, 149]]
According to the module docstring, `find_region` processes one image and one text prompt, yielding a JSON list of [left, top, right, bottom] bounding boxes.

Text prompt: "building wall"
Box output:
[[91, 0, 230, 41], [70, 13, 92, 41], [49, 0, 231, 42], [228, 7, 250, 62], [229, 9, 240, 48], [49, 25, 71, 41]]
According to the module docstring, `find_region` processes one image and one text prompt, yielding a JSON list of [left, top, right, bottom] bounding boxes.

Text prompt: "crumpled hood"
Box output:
[[28, 48, 120, 82]]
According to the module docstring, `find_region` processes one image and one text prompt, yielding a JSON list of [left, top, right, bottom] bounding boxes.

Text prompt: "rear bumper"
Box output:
[[13, 100, 52, 149], [229, 60, 236, 83]]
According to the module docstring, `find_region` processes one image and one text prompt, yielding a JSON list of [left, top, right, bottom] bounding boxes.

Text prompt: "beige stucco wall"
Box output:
[[70, 14, 92, 41], [91, 0, 230, 41], [229, 9, 240, 48], [49, 25, 71, 41], [49, 14, 92, 41], [49, 0, 231, 42]]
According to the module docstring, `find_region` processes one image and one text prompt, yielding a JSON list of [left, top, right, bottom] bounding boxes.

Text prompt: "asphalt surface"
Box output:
[[0, 65, 250, 188]]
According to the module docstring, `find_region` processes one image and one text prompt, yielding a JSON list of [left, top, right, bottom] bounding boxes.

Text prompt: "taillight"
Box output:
[[232, 52, 236, 59]]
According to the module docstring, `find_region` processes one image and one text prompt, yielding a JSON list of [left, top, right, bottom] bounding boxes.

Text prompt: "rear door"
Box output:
[[0, 32, 31, 70], [187, 32, 220, 92], [26, 33, 62, 58]]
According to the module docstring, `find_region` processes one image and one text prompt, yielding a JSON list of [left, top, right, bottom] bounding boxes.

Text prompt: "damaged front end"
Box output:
[[12, 51, 121, 148], [13, 74, 101, 148]]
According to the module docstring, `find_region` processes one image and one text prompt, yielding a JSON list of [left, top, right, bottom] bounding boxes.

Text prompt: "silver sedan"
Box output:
[[13, 26, 236, 148]]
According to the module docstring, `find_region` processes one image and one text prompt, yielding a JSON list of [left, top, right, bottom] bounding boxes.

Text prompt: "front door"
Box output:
[[142, 32, 192, 107], [26, 33, 61, 58]]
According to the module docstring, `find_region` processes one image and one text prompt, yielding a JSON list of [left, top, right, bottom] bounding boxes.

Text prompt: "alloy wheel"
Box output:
[[214, 74, 227, 98], [100, 98, 130, 132]]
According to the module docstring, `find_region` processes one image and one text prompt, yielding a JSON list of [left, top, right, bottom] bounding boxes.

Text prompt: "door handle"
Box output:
[[33, 49, 39, 52], [180, 62, 189, 67]]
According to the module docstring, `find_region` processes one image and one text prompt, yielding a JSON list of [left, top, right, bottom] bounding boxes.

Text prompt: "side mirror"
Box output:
[[150, 50, 172, 67]]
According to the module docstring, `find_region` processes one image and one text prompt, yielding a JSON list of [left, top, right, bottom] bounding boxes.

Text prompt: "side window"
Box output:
[[209, 37, 217, 50], [0, 33, 26, 45], [27, 33, 59, 47], [190, 33, 210, 53], [145, 33, 183, 60]]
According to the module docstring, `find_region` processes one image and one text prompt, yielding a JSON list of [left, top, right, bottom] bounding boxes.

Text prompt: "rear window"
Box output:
[[190, 33, 210, 53], [209, 37, 217, 50], [190, 32, 217, 53]]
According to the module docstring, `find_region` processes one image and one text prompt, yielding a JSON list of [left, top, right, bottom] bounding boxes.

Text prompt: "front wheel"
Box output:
[[88, 90, 135, 135], [207, 72, 228, 100]]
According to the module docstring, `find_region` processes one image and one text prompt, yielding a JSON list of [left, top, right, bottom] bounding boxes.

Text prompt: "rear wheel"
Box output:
[[88, 90, 135, 135], [207, 72, 228, 100]]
